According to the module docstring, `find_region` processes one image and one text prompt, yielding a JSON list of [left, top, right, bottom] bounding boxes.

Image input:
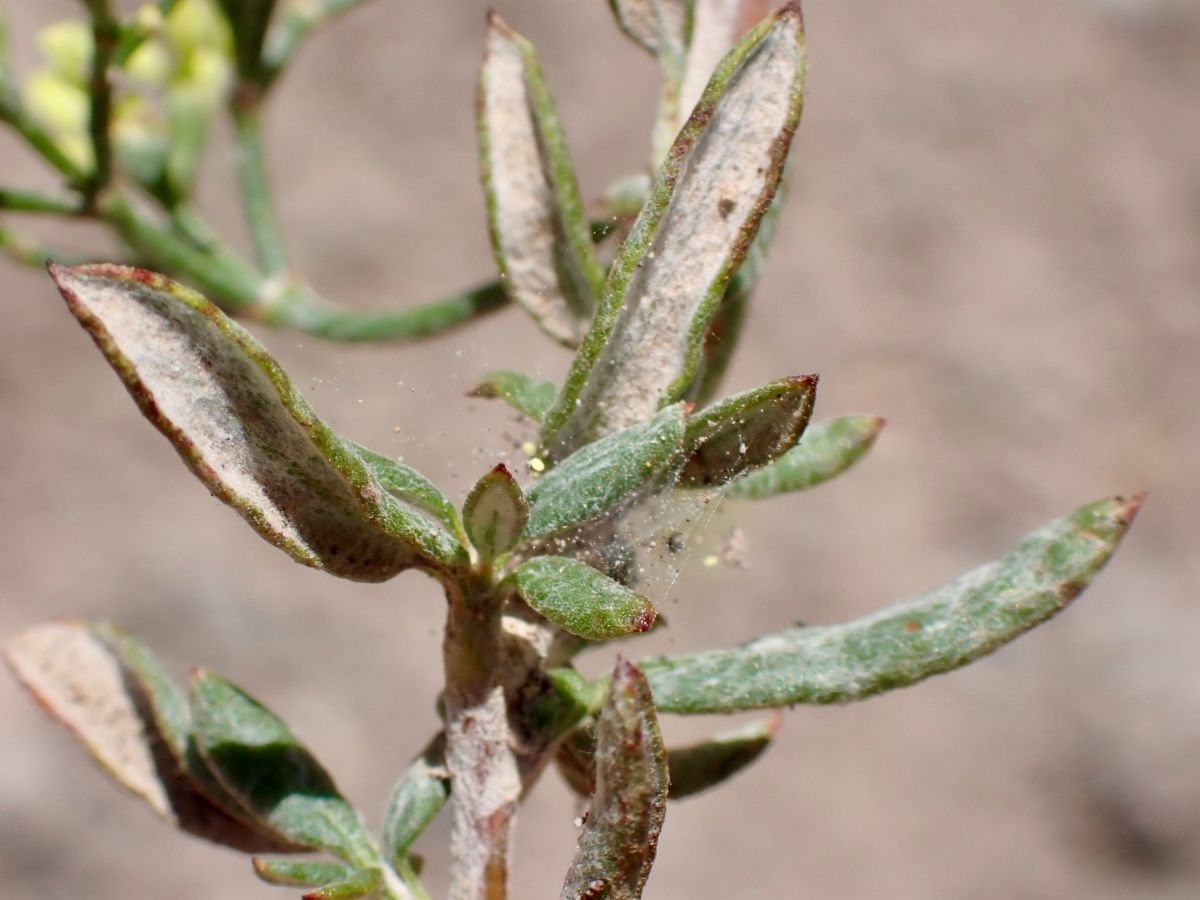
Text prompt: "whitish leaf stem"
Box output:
[[441, 577, 522, 900]]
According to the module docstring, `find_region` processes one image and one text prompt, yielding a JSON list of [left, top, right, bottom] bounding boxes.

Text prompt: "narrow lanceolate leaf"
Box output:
[[50, 264, 467, 581], [667, 714, 779, 799], [2, 622, 296, 853], [509, 557, 657, 641], [382, 733, 450, 868], [301, 868, 384, 900], [679, 374, 817, 488], [253, 859, 355, 888], [464, 464, 528, 558], [190, 671, 377, 867], [468, 370, 559, 423], [725, 415, 885, 500], [479, 14, 604, 346], [525, 403, 687, 541], [560, 659, 667, 900], [637, 495, 1143, 714], [543, 5, 806, 457]]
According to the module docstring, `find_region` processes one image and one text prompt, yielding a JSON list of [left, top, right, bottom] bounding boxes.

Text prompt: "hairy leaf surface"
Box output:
[[544, 5, 805, 456], [525, 403, 687, 541], [50, 264, 466, 581], [560, 659, 667, 900], [510, 557, 657, 641], [253, 859, 355, 888], [637, 496, 1142, 713], [479, 14, 603, 345]]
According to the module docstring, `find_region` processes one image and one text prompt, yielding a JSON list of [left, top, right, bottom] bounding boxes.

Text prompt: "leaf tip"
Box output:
[[631, 605, 658, 634]]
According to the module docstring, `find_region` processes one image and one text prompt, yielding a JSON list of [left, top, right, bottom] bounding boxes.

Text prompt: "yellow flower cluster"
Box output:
[[22, 0, 232, 195]]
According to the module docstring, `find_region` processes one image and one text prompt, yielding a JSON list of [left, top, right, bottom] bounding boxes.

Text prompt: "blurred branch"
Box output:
[[262, 0, 377, 87], [81, 0, 119, 207], [0, 188, 81, 215], [231, 105, 288, 275], [0, 223, 88, 267]]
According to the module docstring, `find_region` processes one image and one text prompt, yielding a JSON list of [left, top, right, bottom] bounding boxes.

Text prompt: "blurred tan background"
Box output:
[[2, 0, 1199, 897]]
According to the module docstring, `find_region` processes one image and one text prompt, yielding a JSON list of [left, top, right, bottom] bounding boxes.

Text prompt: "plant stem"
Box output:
[[82, 0, 119, 207], [442, 578, 520, 900], [231, 104, 289, 276], [0, 102, 86, 184], [260, 279, 510, 342], [0, 189, 81, 215], [99, 192, 262, 309]]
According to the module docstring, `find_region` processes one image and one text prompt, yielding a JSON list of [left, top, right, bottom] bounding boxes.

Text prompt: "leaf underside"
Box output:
[[3, 621, 300, 853], [637, 495, 1143, 714], [479, 14, 602, 346], [469, 370, 559, 423], [49, 263, 466, 582], [544, 5, 805, 456]]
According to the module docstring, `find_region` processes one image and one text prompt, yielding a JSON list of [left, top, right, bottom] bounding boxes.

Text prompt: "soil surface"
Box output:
[[2, 1, 1199, 898]]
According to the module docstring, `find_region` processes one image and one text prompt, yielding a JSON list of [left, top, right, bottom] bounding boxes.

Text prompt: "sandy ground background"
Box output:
[[2, 0, 1199, 898]]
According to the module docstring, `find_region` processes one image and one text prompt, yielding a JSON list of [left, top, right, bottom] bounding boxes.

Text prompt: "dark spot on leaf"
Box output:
[[717, 198, 735, 219], [904, 621, 921, 633]]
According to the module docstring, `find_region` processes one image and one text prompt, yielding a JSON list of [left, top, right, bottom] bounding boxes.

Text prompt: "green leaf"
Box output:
[[189, 671, 377, 866], [526, 403, 686, 541], [301, 869, 384, 900], [637, 495, 1144, 713], [679, 374, 816, 487], [216, 0, 275, 84], [463, 464, 528, 559], [543, 5, 806, 457], [50, 263, 468, 581], [253, 859, 355, 887], [725, 415, 885, 500], [528, 668, 595, 738], [666, 714, 779, 799], [559, 659, 667, 900], [352, 442, 465, 541], [3, 621, 298, 853], [468, 371, 558, 423], [509, 557, 657, 642], [478, 14, 604, 346], [382, 733, 450, 868]]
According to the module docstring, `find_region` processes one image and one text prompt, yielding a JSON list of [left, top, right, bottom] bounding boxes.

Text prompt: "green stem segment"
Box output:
[[83, 0, 119, 206], [232, 106, 289, 276]]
